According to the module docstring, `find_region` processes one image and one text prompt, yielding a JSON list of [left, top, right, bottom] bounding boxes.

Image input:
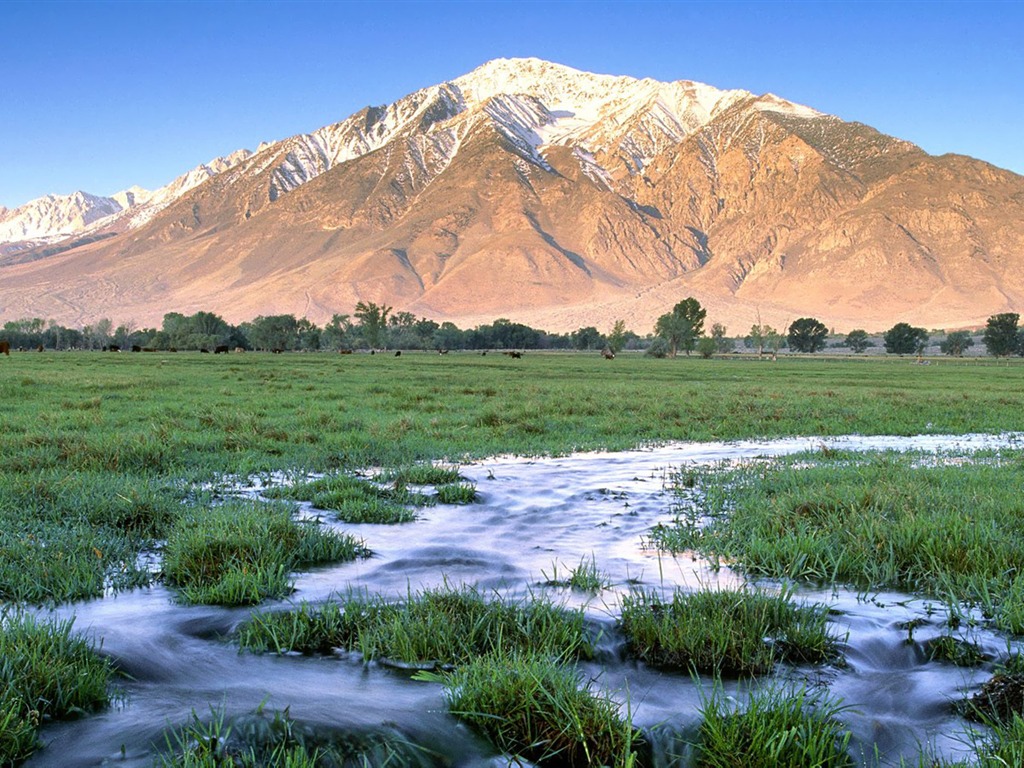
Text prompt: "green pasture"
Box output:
[[2, 350, 1024, 765]]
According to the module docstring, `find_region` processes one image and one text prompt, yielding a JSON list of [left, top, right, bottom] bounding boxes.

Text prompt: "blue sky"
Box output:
[[1, 0, 1022, 209]]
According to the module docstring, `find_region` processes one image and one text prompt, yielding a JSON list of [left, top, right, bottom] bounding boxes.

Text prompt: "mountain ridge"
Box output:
[[1, 57, 1022, 333]]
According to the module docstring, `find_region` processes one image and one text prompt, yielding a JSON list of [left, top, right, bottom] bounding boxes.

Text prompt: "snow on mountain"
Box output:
[[0, 191, 124, 243], [2, 58, 824, 246]]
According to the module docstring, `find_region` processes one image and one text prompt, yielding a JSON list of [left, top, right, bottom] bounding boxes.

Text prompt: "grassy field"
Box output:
[[2, 350, 1024, 765]]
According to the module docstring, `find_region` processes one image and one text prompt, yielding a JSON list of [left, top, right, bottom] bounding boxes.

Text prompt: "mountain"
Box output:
[[2, 57, 1022, 333]]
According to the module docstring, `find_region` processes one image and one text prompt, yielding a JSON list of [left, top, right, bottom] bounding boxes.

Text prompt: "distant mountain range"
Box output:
[[2, 57, 1022, 333]]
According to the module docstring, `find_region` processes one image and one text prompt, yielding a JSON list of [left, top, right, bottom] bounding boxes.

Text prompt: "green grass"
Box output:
[[238, 583, 593, 665], [542, 555, 612, 592], [264, 472, 432, 524], [421, 651, 640, 766], [162, 501, 368, 605], [694, 684, 854, 767], [653, 450, 1024, 631], [378, 463, 465, 486], [434, 481, 478, 504], [619, 586, 840, 676], [156, 704, 432, 767], [1, 352, 1022, 608], [0, 613, 112, 763]]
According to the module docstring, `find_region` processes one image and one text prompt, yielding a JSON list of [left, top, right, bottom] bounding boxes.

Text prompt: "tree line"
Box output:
[[3, 300, 1024, 358], [0, 303, 638, 353], [645, 300, 1024, 359]]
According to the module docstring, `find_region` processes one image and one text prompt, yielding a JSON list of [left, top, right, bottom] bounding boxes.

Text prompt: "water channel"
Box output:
[[26, 433, 1024, 766]]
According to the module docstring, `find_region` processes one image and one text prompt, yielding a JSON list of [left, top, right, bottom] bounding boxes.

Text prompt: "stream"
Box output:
[[25, 432, 1024, 766]]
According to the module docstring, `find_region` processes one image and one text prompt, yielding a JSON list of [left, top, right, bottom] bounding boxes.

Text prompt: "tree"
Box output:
[[787, 317, 828, 353], [654, 297, 706, 357], [607, 320, 628, 354], [321, 314, 354, 351], [940, 331, 974, 357], [844, 329, 871, 353], [571, 326, 605, 351], [883, 323, 929, 355], [354, 301, 392, 349], [245, 314, 300, 351], [697, 336, 717, 359], [982, 313, 1020, 357], [710, 323, 734, 354], [645, 337, 670, 358]]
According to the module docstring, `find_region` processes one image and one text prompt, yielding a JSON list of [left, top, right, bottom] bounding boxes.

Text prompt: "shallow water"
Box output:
[[26, 433, 1024, 766]]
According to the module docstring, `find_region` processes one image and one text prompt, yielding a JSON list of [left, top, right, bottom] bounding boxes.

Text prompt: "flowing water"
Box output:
[[25, 433, 1024, 766]]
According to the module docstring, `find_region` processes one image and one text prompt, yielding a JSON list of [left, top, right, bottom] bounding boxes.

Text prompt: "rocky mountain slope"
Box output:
[[2, 57, 1022, 333]]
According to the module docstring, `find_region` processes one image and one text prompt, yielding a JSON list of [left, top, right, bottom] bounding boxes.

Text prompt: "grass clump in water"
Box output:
[[924, 634, 986, 667], [619, 586, 840, 676], [162, 501, 368, 606], [0, 613, 112, 764], [239, 583, 593, 665], [542, 555, 611, 593], [694, 684, 853, 767], [421, 651, 640, 766], [435, 481, 478, 504], [653, 451, 1024, 633], [157, 704, 432, 767], [265, 473, 427, 524], [379, 463, 465, 486]]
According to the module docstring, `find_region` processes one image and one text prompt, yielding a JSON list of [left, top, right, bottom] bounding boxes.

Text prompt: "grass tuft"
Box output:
[[694, 684, 853, 767], [0, 612, 112, 764], [424, 651, 640, 766], [162, 501, 368, 605], [239, 583, 593, 665], [619, 586, 840, 676]]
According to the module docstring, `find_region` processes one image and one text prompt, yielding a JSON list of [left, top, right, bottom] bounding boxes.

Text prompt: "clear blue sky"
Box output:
[[1, 0, 1022, 209]]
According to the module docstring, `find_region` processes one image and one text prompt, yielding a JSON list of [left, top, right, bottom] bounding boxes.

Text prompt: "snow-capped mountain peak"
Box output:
[[2, 58, 825, 246]]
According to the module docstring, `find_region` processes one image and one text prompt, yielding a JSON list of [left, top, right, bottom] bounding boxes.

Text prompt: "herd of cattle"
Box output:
[[0, 343, 616, 358]]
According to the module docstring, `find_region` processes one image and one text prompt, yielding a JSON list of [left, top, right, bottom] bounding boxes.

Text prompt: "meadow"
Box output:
[[2, 350, 1024, 766]]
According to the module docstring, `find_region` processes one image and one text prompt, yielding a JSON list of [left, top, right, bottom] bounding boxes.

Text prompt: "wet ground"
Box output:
[[26, 433, 1024, 766]]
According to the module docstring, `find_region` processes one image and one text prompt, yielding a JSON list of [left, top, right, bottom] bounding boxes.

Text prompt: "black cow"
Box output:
[[0, 340, 9, 356], [214, 345, 229, 354]]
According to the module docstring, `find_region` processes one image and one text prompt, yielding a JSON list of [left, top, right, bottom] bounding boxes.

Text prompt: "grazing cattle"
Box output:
[[36, 344, 44, 352], [481, 351, 487, 356], [199, 348, 210, 354], [395, 350, 402, 357], [106, 345, 120, 352], [504, 350, 523, 359], [437, 348, 448, 355], [601, 347, 615, 360], [131, 345, 142, 352], [0, 340, 9, 356], [214, 345, 229, 354], [272, 348, 284, 354], [339, 348, 353, 355], [234, 347, 245, 353]]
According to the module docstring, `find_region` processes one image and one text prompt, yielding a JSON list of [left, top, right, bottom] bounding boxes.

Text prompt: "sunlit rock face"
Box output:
[[3, 58, 1023, 333]]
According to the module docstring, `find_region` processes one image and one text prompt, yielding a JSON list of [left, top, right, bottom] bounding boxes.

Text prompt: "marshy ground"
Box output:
[[2, 351, 1024, 766]]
